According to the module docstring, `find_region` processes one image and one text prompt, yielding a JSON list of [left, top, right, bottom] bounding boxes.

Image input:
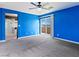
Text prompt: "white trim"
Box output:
[[5, 13, 18, 17], [50, 14, 54, 37], [54, 37, 79, 44], [18, 34, 40, 39], [0, 40, 6, 42], [0, 34, 40, 42]]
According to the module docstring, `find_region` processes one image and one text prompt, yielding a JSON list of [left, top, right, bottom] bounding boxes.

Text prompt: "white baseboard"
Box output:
[[54, 37, 79, 44], [0, 40, 6, 42], [18, 34, 40, 39], [0, 34, 40, 42]]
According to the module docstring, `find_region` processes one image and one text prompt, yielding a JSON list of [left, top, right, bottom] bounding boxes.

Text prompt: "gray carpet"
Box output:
[[0, 34, 79, 57]]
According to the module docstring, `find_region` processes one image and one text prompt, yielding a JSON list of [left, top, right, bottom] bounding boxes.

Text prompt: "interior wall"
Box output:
[[39, 5, 79, 43], [54, 5, 79, 43], [0, 8, 3, 40], [0, 8, 39, 40]]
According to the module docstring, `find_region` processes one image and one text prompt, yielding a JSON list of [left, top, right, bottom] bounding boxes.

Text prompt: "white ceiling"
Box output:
[[0, 2, 79, 15]]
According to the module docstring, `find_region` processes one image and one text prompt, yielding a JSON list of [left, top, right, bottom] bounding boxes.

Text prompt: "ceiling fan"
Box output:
[[29, 2, 53, 10]]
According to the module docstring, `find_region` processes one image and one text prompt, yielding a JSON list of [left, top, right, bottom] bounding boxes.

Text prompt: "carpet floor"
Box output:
[[0, 34, 79, 57]]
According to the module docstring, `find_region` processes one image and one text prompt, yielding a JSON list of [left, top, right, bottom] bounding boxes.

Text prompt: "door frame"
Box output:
[[39, 14, 54, 36], [5, 13, 18, 40]]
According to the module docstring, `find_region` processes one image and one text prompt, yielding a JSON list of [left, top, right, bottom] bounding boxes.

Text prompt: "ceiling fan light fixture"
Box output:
[[37, 8, 42, 11]]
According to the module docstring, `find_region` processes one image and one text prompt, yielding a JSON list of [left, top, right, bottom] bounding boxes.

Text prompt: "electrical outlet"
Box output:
[[57, 34, 59, 36]]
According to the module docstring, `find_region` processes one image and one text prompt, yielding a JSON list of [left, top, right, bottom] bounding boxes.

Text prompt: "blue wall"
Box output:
[[0, 8, 3, 40], [54, 5, 79, 43], [0, 8, 39, 40], [40, 5, 79, 43]]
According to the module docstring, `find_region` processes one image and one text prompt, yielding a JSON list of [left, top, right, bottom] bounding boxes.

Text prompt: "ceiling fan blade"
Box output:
[[43, 2, 49, 7], [29, 7, 37, 9], [41, 7, 49, 10], [31, 2, 37, 7], [48, 6, 54, 9], [41, 6, 53, 10]]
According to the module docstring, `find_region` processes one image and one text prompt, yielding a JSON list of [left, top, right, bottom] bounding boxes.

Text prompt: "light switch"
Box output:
[[18, 25, 20, 27]]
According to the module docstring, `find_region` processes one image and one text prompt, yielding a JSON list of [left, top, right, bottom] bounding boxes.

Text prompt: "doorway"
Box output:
[[40, 14, 54, 36], [5, 13, 18, 40]]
